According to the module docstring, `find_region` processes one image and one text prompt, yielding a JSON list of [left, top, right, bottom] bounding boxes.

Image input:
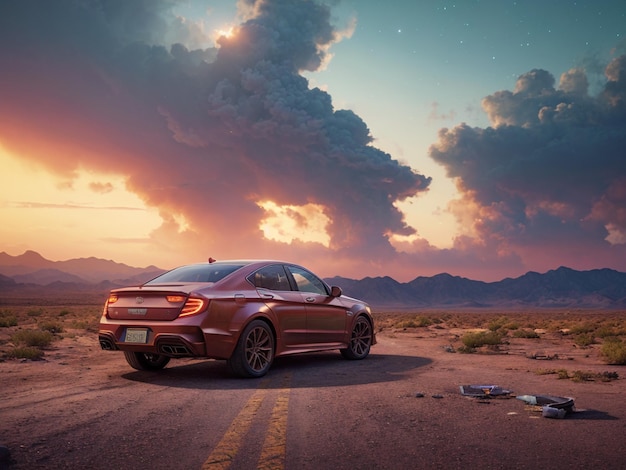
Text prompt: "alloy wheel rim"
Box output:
[[245, 326, 273, 372], [351, 319, 372, 355]]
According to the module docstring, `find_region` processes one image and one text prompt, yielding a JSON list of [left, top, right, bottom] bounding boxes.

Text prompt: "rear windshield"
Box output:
[[145, 263, 245, 284]]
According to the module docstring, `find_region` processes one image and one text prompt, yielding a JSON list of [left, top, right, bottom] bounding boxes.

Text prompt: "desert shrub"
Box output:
[[71, 319, 99, 332], [11, 329, 53, 348], [486, 316, 508, 331], [397, 316, 432, 328], [601, 338, 626, 365], [456, 345, 475, 354], [512, 329, 540, 339], [545, 321, 566, 333], [570, 370, 618, 382], [6, 346, 44, 360], [595, 323, 626, 338], [569, 323, 596, 335], [486, 316, 521, 333], [573, 333, 596, 347], [39, 321, 64, 334], [58, 309, 72, 317], [599, 371, 619, 381], [461, 330, 502, 348], [570, 370, 595, 382], [0, 310, 18, 327], [27, 308, 44, 317], [557, 369, 570, 380], [535, 367, 619, 382], [539, 368, 571, 379]]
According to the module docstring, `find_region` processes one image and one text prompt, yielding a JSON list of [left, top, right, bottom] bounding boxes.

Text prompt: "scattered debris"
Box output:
[[516, 394, 575, 418], [414, 392, 425, 398], [432, 394, 444, 399], [459, 385, 512, 398], [527, 351, 559, 360]]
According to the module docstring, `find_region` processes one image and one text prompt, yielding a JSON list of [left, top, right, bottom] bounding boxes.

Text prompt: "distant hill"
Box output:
[[0, 250, 164, 284], [327, 266, 626, 309], [1, 251, 625, 308]]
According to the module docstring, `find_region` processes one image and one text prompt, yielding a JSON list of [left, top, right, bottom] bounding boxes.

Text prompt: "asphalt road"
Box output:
[[1, 331, 625, 469]]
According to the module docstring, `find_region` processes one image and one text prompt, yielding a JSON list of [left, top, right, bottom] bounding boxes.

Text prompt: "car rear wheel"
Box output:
[[228, 319, 275, 378], [341, 316, 372, 360], [124, 351, 170, 371]]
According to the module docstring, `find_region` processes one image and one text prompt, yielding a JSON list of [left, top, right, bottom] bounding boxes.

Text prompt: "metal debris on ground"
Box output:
[[516, 394, 575, 419], [459, 385, 512, 398]]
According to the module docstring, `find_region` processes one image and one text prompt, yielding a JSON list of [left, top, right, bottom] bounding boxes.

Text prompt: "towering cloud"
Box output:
[[1, 0, 624, 280], [0, 0, 430, 273], [430, 55, 626, 271]]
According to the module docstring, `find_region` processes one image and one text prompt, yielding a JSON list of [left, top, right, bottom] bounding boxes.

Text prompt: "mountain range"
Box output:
[[1, 251, 625, 309]]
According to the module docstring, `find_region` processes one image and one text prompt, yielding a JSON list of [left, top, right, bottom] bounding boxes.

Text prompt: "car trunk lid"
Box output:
[[106, 289, 191, 321]]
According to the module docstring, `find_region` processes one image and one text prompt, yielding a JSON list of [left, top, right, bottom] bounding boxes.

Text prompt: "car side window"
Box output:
[[251, 265, 291, 291], [286, 266, 329, 295]]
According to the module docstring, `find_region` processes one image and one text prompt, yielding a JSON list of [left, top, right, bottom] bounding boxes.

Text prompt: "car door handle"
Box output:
[[305, 297, 315, 303], [260, 292, 274, 299]]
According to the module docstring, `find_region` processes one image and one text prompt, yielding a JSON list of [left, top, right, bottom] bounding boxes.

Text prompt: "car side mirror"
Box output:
[[330, 285, 342, 297]]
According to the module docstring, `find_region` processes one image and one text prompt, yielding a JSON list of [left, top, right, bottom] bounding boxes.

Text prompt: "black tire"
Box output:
[[340, 316, 372, 360], [228, 319, 275, 378], [124, 351, 170, 371]]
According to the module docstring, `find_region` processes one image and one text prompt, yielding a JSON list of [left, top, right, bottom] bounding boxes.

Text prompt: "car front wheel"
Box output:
[[228, 319, 275, 378], [341, 316, 372, 360], [124, 351, 170, 371]]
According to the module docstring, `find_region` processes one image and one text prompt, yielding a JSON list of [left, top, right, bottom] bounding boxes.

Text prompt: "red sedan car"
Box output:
[[98, 259, 376, 377]]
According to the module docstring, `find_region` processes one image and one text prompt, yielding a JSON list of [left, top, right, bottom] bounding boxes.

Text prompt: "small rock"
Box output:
[[432, 394, 444, 399], [415, 392, 425, 398]]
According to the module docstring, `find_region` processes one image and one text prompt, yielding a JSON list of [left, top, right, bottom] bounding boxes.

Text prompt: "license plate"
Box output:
[[128, 308, 147, 315], [124, 328, 148, 343]]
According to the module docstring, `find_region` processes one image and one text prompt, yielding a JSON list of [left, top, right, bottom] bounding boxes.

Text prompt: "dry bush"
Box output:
[[397, 316, 433, 328], [601, 338, 626, 365], [6, 346, 44, 360], [461, 330, 503, 349], [0, 310, 18, 328], [511, 329, 540, 339], [39, 321, 64, 334], [11, 329, 54, 348], [573, 333, 596, 347], [26, 308, 44, 318], [486, 316, 521, 332]]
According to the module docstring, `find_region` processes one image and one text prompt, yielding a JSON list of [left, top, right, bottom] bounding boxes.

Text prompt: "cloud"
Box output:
[[7, 201, 145, 211], [1, 0, 624, 281], [429, 54, 626, 274], [0, 0, 430, 274], [89, 182, 115, 194]]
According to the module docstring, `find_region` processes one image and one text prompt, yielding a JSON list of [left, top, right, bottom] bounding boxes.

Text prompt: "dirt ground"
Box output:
[[1, 306, 625, 469]]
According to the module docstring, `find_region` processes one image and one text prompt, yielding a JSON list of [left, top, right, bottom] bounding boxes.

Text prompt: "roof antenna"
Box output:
[[208, 257, 216, 263]]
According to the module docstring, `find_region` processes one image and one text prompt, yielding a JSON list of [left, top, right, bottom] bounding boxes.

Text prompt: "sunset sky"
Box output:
[[1, 0, 625, 282]]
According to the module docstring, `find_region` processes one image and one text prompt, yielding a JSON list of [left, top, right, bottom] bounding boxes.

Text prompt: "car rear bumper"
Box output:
[[98, 329, 207, 357], [98, 320, 239, 360]]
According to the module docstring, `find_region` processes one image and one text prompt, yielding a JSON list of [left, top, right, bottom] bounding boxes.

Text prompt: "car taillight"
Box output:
[[166, 295, 186, 303], [102, 294, 118, 319], [179, 297, 207, 317]]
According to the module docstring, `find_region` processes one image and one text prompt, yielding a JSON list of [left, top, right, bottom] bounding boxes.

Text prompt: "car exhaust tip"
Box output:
[[159, 344, 192, 356], [98, 334, 117, 351], [99, 339, 114, 350]]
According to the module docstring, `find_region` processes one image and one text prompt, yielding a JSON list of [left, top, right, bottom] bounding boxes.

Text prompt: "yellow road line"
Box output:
[[201, 382, 269, 469], [257, 375, 291, 470], [200, 374, 292, 470]]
